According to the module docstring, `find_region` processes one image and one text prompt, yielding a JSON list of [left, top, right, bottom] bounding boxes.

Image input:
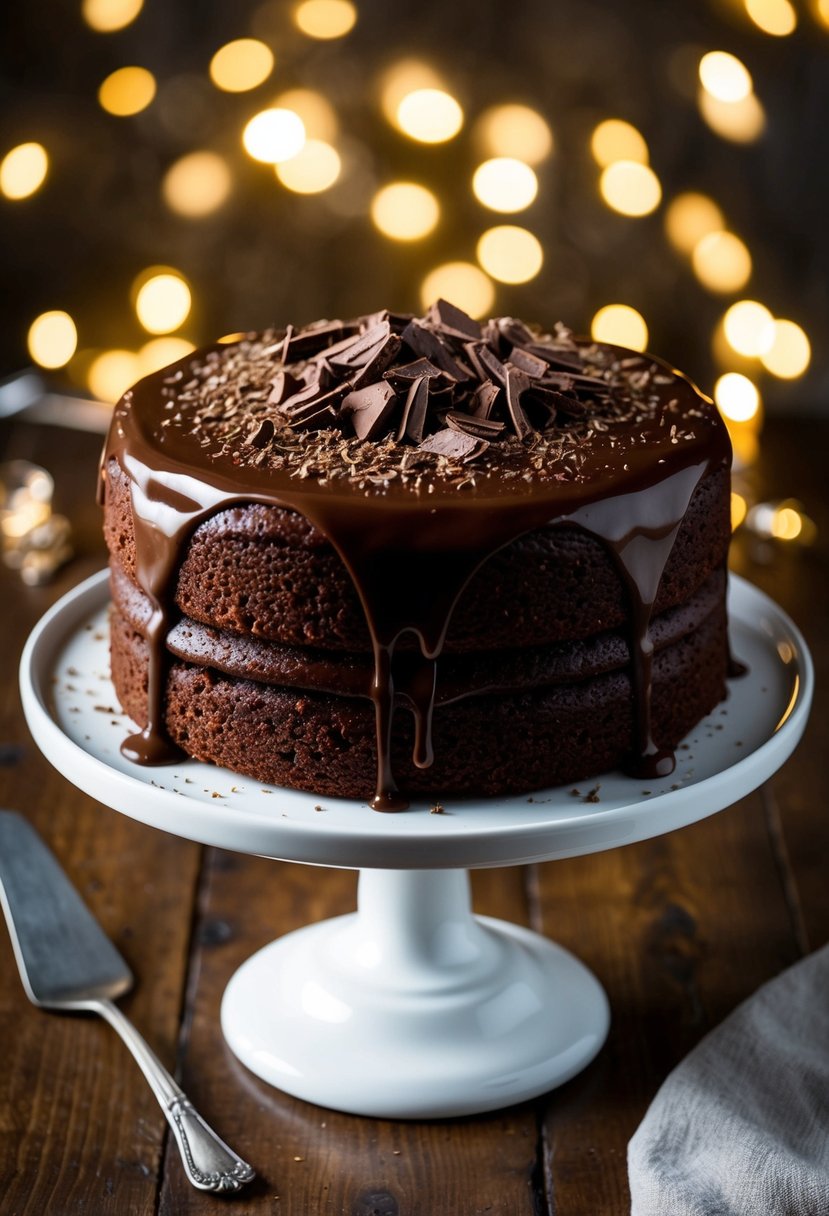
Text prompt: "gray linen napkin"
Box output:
[[628, 944, 829, 1215]]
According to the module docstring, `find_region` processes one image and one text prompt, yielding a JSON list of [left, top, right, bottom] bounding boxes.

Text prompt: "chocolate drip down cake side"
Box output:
[[101, 301, 733, 811]]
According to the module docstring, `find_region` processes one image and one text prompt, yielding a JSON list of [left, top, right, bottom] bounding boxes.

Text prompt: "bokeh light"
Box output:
[[731, 492, 748, 530], [293, 0, 357, 39], [722, 300, 774, 356], [98, 66, 156, 117], [0, 143, 48, 200], [209, 40, 274, 93], [692, 230, 752, 292], [88, 350, 141, 402], [380, 60, 442, 127], [599, 161, 662, 216], [475, 104, 553, 165], [714, 371, 760, 421], [419, 263, 495, 319], [698, 89, 766, 142], [770, 504, 803, 540], [590, 119, 649, 167], [162, 151, 232, 218], [396, 89, 464, 144], [699, 51, 753, 102], [472, 158, 538, 213], [134, 270, 191, 334], [476, 225, 543, 284], [664, 192, 724, 255], [243, 108, 306, 163], [275, 140, 341, 193], [371, 182, 440, 240], [27, 311, 77, 369], [138, 336, 195, 376], [760, 319, 811, 378], [82, 0, 143, 32], [744, 0, 797, 36], [274, 89, 338, 141], [591, 304, 648, 351]]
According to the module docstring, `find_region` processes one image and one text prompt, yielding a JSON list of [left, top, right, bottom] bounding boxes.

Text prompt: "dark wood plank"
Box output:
[[157, 860, 541, 1215], [0, 420, 203, 1214], [533, 792, 803, 1215], [730, 418, 829, 951]]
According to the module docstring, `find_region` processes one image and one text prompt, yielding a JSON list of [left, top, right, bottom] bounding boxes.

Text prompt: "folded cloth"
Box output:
[[628, 944, 829, 1215]]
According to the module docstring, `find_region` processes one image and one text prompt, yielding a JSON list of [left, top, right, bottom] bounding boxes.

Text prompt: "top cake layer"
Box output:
[[102, 300, 732, 808], [125, 299, 721, 499]]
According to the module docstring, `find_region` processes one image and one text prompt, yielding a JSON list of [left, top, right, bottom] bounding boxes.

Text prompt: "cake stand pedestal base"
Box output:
[[220, 868, 609, 1118]]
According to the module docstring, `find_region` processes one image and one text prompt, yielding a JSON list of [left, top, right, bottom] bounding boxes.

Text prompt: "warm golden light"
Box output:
[[591, 304, 648, 352], [0, 142, 48, 200], [698, 89, 766, 142], [714, 372, 760, 422], [138, 337, 195, 376], [475, 104, 553, 165], [88, 350, 140, 402], [243, 108, 306, 163], [134, 271, 192, 334], [817, 0, 829, 29], [380, 60, 442, 126], [699, 51, 753, 102], [599, 160, 662, 217], [27, 311, 77, 369], [760, 319, 811, 378], [276, 139, 341, 193], [209, 39, 274, 93], [274, 89, 338, 141], [396, 89, 464, 144], [590, 119, 649, 167], [664, 192, 724, 255], [293, 0, 356, 39], [692, 231, 752, 292], [371, 182, 440, 240], [419, 263, 495, 319], [476, 225, 543, 284], [770, 505, 803, 540], [162, 151, 232, 217], [723, 300, 775, 357], [82, 0, 143, 32], [98, 66, 156, 117], [472, 158, 538, 213], [731, 492, 748, 530], [744, 0, 797, 36]]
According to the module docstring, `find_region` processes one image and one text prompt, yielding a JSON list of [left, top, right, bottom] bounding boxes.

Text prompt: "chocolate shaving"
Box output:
[[418, 428, 488, 461], [471, 381, 501, 420], [398, 376, 430, 443], [401, 321, 471, 382], [342, 381, 398, 441], [505, 367, 532, 439], [445, 411, 505, 439], [426, 298, 482, 341], [247, 418, 274, 448]]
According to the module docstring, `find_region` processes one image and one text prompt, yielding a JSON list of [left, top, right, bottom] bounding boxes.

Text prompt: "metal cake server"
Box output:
[[0, 810, 255, 1194]]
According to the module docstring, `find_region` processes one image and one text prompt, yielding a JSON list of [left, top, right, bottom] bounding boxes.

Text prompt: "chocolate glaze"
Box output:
[[100, 317, 731, 809]]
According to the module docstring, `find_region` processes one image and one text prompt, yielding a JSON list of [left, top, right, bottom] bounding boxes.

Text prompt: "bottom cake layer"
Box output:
[[110, 601, 729, 801]]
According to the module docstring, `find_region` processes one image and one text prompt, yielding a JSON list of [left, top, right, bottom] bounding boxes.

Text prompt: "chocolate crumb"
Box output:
[[430, 803, 445, 814], [583, 785, 601, 804]]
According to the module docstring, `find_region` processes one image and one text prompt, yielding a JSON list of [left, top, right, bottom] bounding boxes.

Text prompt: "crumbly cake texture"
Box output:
[[103, 300, 733, 803]]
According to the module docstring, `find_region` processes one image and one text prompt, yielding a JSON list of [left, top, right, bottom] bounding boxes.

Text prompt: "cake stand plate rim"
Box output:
[[19, 569, 813, 869]]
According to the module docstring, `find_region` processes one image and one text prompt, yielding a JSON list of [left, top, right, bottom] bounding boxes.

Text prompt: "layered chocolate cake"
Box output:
[[101, 301, 732, 809]]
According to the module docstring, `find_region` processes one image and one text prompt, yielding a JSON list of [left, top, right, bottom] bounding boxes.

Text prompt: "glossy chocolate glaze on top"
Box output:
[[100, 308, 731, 809]]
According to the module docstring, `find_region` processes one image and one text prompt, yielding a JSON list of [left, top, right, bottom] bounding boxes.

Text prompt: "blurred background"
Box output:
[[0, 0, 827, 576]]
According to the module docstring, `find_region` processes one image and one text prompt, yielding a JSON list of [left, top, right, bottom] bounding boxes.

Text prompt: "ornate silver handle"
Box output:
[[93, 998, 255, 1193]]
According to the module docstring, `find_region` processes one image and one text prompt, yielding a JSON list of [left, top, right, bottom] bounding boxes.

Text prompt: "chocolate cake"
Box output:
[[100, 301, 733, 809]]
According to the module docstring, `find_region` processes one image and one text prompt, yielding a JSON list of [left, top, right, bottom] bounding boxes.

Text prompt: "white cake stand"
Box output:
[[20, 570, 812, 1118]]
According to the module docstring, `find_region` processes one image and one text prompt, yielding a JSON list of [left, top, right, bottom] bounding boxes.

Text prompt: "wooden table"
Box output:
[[1, 413, 826, 1215]]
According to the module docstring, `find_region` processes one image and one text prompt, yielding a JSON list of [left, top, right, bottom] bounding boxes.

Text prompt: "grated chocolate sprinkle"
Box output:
[[155, 301, 700, 493]]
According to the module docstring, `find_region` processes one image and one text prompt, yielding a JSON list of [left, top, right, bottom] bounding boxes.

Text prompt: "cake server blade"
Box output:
[[0, 810, 255, 1193], [0, 810, 131, 1005]]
